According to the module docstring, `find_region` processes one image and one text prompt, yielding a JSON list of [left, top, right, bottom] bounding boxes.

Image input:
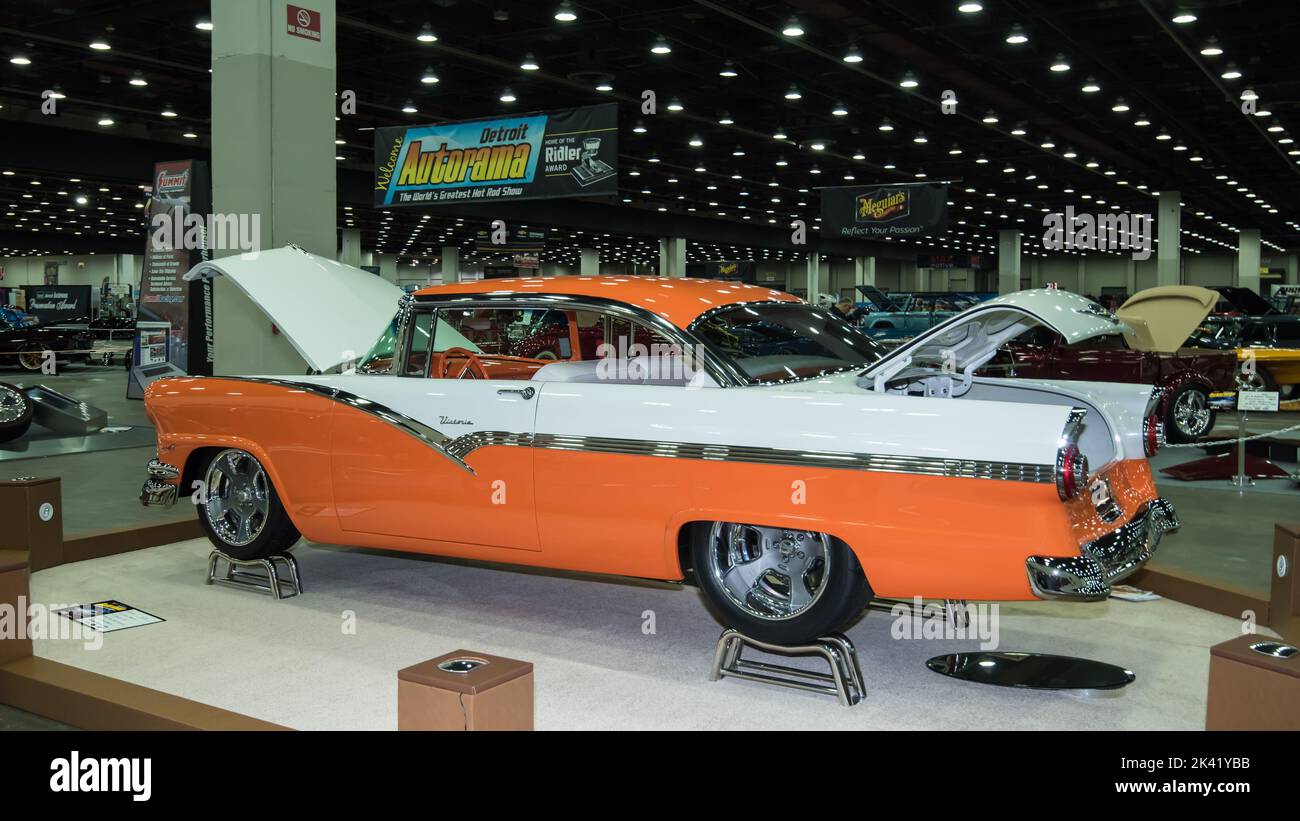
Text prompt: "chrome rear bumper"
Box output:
[[1026, 498, 1179, 601], [139, 458, 180, 508]]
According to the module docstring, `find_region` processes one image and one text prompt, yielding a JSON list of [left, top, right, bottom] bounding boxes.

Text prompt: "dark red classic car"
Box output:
[[981, 286, 1239, 442]]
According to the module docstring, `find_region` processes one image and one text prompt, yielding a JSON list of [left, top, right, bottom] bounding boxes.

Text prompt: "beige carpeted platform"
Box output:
[[29, 538, 1251, 730]]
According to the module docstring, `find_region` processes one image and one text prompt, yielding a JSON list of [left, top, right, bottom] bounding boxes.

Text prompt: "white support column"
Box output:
[[659, 237, 686, 277], [1287, 253, 1299, 285], [899, 259, 917, 292], [854, 256, 876, 289], [805, 252, 822, 299], [440, 245, 459, 285], [1076, 257, 1086, 296], [212, 0, 336, 375], [340, 228, 361, 267], [579, 247, 599, 276], [1237, 229, 1261, 294], [997, 229, 1021, 294], [1125, 256, 1137, 297], [1157, 190, 1181, 286]]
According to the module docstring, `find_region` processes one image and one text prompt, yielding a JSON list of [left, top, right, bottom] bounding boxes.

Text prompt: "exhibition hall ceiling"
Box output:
[[0, 0, 1296, 262]]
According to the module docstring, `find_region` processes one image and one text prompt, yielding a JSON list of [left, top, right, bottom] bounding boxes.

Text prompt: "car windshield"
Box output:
[[692, 303, 887, 384]]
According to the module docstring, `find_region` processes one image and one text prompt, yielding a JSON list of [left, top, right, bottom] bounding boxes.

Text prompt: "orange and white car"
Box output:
[[141, 248, 1177, 643]]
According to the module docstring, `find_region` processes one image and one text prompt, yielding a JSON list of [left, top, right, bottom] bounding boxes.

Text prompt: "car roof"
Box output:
[[413, 275, 802, 329]]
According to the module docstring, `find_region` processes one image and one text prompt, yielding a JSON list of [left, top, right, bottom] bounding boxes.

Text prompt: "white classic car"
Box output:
[[141, 248, 1176, 644]]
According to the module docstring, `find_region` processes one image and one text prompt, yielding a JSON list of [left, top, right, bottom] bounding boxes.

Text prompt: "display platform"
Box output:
[[28, 537, 1260, 731]]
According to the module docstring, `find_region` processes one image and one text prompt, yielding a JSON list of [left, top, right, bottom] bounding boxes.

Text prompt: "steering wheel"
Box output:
[[430, 347, 490, 380]]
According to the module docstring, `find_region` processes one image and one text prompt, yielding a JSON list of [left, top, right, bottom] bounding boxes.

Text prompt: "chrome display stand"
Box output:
[[708, 628, 865, 706], [206, 550, 302, 600], [1230, 408, 1254, 488]]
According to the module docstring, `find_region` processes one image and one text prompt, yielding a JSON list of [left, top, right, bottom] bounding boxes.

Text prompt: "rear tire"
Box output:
[[196, 448, 300, 560], [691, 522, 872, 645], [0, 383, 34, 443], [1165, 384, 1215, 443]]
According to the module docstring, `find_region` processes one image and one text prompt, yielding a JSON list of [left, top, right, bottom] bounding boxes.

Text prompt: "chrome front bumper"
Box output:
[[139, 458, 180, 508], [1026, 498, 1179, 601]]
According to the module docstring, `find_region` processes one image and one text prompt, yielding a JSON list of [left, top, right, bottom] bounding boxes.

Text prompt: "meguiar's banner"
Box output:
[[373, 103, 617, 207], [820, 183, 949, 239]]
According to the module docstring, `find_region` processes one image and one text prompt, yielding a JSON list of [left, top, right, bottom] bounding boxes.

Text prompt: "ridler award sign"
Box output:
[[820, 183, 949, 239], [373, 103, 618, 207]]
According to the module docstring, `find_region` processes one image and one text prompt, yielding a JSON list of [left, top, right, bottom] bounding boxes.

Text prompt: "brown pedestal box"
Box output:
[[398, 650, 533, 731], [0, 477, 63, 572], [1206, 633, 1300, 730], [0, 550, 33, 666], [1271, 523, 1300, 644]]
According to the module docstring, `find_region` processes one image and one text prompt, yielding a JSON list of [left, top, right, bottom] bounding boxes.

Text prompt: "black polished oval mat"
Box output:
[[926, 652, 1136, 690]]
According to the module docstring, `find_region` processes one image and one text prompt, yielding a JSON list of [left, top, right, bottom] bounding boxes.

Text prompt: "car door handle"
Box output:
[[497, 387, 536, 400]]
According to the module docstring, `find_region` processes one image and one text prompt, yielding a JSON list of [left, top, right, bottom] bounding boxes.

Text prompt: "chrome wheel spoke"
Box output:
[[708, 523, 831, 622], [203, 449, 272, 547]]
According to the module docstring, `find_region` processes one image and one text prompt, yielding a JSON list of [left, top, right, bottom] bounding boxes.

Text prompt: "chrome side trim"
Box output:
[[232, 377, 475, 475], [445, 429, 1055, 483], [1026, 498, 1179, 600]]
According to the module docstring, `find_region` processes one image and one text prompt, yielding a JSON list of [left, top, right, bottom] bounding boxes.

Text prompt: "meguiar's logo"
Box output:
[[855, 189, 910, 222]]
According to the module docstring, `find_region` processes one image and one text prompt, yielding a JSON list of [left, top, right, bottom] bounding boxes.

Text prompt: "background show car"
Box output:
[[0, 313, 94, 371], [1185, 286, 1300, 396], [852, 286, 985, 340], [980, 286, 1238, 442], [142, 249, 1177, 644]]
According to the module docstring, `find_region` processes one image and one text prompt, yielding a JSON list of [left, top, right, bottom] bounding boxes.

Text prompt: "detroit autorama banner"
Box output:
[[373, 103, 618, 207], [820, 182, 949, 238]]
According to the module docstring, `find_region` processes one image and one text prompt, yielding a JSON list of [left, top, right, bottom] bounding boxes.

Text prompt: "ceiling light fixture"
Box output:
[[129, 71, 147, 87], [1200, 38, 1223, 56], [1081, 77, 1101, 93], [520, 53, 540, 71], [1005, 24, 1028, 44], [1220, 63, 1242, 80], [417, 23, 437, 42], [843, 45, 863, 63], [718, 61, 738, 77], [899, 71, 919, 88], [651, 35, 672, 54], [1172, 8, 1197, 24], [499, 88, 516, 103], [554, 1, 577, 22], [421, 66, 439, 84], [784, 85, 802, 100], [89, 39, 111, 51], [1049, 54, 1070, 72], [782, 17, 805, 37], [195, 19, 213, 31]]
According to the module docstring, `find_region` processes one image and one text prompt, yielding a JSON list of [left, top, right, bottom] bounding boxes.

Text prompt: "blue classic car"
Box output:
[[853, 286, 989, 340]]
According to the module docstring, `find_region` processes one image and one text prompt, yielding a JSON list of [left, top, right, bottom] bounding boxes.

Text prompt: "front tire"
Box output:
[[0, 383, 34, 443], [1166, 384, 1215, 443], [692, 522, 872, 645], [197, 448, 300, 560]]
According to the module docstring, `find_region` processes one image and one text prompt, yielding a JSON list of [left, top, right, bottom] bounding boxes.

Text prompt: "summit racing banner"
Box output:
[[820, 182, 949, 239], [374, 103, 618, 207]]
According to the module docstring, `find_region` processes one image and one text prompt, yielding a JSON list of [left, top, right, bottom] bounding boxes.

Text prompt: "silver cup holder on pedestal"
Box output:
[[1249, 641, 1298, 659]]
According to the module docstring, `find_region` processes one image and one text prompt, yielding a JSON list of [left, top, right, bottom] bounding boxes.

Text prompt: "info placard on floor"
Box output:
[[54, 600, 164, 633]]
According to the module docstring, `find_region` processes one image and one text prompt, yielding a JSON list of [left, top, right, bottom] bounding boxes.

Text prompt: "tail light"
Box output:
[[1056, 444, 1089, 500], [1143, 415, 1164, 457], [1056, 407, 1089, 501]]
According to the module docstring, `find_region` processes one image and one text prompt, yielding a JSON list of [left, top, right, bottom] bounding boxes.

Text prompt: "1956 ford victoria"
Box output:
[[141, 247, 1177, 643]]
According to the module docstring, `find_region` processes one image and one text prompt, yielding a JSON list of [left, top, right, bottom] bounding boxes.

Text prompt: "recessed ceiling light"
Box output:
[[183, 132, 198, 139], [520, 53, 539, 71], [666, 97, 684, 111], [1081, 77, 1101, 93], [718, 61, 738, 77], [402, 101, 418, 113], [417, 23, 437, 42], [958, 2, 983, 12], [9, 56, 31, 66], [499, 88, 516, 103], [595, 81, 613, 92], [782, 17, 804, 37], [1005, 24, 1028, 44], [879, 119, 895, 132], [831, 102, 848, 116], [899, 72, 919, 88], [1049, 54, 1070, 72], [160, 107, 178, 118], [128, 71, 148, 87], [843, 46, 863, 63], [632, 121, 647, 133], [1200, 38, 1223, 56], [912, 133, 928, 144], [1010, 124, 1027, 136], [1111, 98, 1130, 112], [195, 19, 213, 31], [784, 85, 802, 100], [651, 35, 671, 54], [554, 1, 577, 22], [1220, 63, 1242, 80], [421, 66, 439, 84], [97, 117, 114, 127], [89, 39, 111, 51], [1172, 9, 1197, 24]]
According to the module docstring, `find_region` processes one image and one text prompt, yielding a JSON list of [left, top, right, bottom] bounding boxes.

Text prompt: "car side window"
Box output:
[[403, 311, 434, 376]]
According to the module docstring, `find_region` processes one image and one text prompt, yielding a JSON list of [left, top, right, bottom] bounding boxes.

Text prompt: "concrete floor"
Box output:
[[0, 703, 74, 731], [30, 537, 1263, 731]]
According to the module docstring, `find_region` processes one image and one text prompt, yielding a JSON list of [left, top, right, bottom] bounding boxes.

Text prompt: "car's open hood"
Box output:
[[183, 247, 403, 372], [1115, 285, 1218, 353], [861, 288, 1124, 388]]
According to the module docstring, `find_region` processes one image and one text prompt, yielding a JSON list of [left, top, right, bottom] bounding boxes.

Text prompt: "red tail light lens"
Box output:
[[1143, 415, 1164, 457], [1055, 443, 1088, 501]]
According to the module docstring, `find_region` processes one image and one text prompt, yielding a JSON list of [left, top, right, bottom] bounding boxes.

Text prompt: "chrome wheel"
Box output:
[[0, 385, 25, 424], [707, 522, 830, 621], [203, 449, 271, 547], [17, 348, 44, 372], [1172, 388, 1211, 439]]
